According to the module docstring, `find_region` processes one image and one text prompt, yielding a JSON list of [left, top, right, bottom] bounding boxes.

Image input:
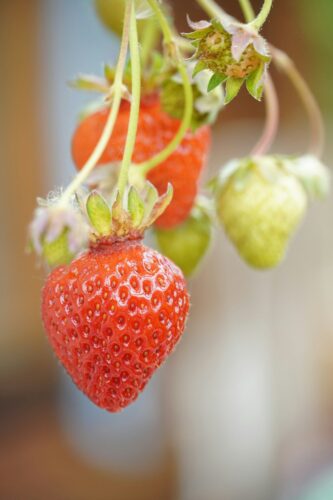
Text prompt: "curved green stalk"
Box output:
[[140, 16, 160, 68], [238, 0, 255, 22], [60, 0, 132, 205], [238, 0, 279, 156], [134, 0, 193, 175], [195, 0, 229, 19], [271, 47, 325, 158], [251, 74, 279, 156], [117, 1, 141, 198], [249, 0, 273, 30]]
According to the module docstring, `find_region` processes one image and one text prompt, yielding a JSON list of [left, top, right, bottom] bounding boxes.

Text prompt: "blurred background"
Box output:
[[1, 0, 333, 499]]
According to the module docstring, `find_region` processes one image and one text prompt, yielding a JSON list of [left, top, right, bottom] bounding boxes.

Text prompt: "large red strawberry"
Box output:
[[42, 236, 189, 412], [71, 96, 211, 228]]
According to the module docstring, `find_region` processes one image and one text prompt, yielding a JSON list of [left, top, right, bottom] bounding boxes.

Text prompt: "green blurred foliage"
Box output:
[[298, 0, 333, 113]]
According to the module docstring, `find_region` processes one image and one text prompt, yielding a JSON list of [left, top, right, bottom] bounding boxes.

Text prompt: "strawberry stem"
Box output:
[[249, 0, 273, 31], [238, 0, 255, 22], [133, 0, 193, 176], [140, 16, 160, 69], [251, 74, 279, 156], [59, 0, 132, 205], [238, 0, 279, 156], [196, 0, 231, 20], [117, 1, 141, 199], [271, 47, 325, 159]]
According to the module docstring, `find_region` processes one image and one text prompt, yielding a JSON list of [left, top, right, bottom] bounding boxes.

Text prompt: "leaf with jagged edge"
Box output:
[[225, 77, 244, 104], [246, 62, 265, 101], [128, 186, 145, 227], [86, 191, 112, 235], [207, 73, 227, 92], [69, 74, 109, 93], [147, 184, 173, 226]]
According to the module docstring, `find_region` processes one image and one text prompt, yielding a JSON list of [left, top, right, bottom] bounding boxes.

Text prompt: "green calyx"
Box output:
[[41, 230, 74, 268], [184, 18, 271, 103], [215, 156, 308, 269], [155, 201, 213, 277], [86, 182, 173, 240]]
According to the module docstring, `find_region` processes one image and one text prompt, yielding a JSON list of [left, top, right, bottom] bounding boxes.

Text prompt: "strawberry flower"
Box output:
[[184, 17, 271, 103], [29, 194, 89, 267]]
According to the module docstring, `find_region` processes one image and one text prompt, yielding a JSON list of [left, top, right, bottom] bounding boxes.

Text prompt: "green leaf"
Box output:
[[246, 63, 265, 100], [224, 77, 244, 104], [86, 191, 111, 235], [207, 72, 227, 92], [69, 74, 109, 93], [128, 186, 145, 227], [192, 60, 206, 77]]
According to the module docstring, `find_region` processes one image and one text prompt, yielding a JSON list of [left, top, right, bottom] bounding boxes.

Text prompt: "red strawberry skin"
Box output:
[[71, 97, 211, 228], [41, 239, 189, 412]]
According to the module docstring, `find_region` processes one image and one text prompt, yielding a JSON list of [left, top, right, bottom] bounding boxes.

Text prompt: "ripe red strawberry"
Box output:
[[42, 237, 189, 412], [71, 96, 211, 228]]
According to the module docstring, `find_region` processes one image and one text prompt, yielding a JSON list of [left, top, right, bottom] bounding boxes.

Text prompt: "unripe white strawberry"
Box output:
[[215, 156, 307, 269]]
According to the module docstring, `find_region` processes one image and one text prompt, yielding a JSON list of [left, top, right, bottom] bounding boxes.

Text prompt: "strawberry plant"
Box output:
[[29, 0, 330, 411]]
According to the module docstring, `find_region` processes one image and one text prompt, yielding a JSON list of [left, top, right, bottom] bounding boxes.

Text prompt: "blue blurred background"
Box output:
[[1, 1, 333, 499]]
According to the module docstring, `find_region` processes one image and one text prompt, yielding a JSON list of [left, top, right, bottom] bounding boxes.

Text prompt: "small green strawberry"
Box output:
[[94, 0, 154, 37], [215, 156, 307, 269], [155, 201, 213, 277]]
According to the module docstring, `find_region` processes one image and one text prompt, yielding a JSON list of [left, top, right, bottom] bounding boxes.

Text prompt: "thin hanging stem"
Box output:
[[60, 1, 132, 206], [249, 0, 273, 30], [134, 0, 193, 175], [117, 1, 141, 198], [238, 0, 279, 156], [238, 0, 255, 22], [140, 16, 160, 69], [195, 0, 231, 20], [251, 74, 279, 156], [271, 46, 325, 158]]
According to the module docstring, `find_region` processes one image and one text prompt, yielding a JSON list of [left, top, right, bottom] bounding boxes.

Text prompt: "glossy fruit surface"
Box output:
[[42, 238, 189, 412], [71, 97, 211, 228]]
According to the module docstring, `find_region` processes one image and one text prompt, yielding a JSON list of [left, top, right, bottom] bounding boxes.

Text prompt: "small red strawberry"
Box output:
[[71, 96, 211, 228], [40, 186, 190, 412]]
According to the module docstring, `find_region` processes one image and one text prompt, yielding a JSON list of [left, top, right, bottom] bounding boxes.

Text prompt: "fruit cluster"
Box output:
[[29, 0, 330, 412]]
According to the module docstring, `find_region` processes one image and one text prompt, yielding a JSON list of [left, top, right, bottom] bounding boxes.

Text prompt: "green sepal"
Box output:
[[42, 230, 73, 268], [246, 63, 265, 101], [207, 72, 226, 92], [182, 26, 211, 40], [128, 186, 145, 227], [147, 183, 173, 225], [225, 77, 244, 104], [86, 191, 112, 235], [143, 182, 159, 220], [69, 74, 109, 93], [192, 60, 206, 77]]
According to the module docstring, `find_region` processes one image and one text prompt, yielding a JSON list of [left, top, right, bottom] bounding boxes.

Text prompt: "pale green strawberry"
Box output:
[[215, 156, 307, 269], [155, 203, 213, 277]]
